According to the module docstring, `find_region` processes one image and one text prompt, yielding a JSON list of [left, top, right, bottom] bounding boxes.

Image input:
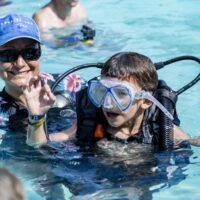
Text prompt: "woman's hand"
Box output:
[[22, 76, 56, 115]]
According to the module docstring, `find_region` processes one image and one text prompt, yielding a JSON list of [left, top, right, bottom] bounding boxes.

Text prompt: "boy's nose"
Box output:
[[103, 93, 115, 109]]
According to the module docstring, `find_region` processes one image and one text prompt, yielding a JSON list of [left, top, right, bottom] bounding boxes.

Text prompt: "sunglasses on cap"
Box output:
[[88, 79, 174, 120], [0, 44, 41, 62]]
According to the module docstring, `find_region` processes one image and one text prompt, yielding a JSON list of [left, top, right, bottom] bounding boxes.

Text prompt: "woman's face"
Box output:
[[0, 38, 40, 91]]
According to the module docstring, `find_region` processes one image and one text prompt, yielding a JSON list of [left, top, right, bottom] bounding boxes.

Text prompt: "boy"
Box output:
[[23, 52, 190, 147]]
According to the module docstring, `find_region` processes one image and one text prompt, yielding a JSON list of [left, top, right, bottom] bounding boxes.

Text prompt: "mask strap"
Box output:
[[140, 92, 174, 121]]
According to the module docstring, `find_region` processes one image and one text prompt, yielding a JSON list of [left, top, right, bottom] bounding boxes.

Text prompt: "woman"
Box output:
[[0, 13, 43, 130]]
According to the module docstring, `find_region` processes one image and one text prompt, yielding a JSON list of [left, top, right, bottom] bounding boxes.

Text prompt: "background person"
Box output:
[[33, 0, 87, 30], [32, 0, 90, 46], [0, 0, 11, 7], [0, 168, 25, 200]]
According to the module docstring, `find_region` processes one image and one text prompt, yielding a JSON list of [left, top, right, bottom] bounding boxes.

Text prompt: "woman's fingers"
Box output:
[[43, 84, 56, 102], [22, 77, 56, 105], [22, 76, 43, 96], [29, 76, 42, 91]]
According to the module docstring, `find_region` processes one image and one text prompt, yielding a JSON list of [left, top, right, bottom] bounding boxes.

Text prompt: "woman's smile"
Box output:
[[8, 69, 31, 76]]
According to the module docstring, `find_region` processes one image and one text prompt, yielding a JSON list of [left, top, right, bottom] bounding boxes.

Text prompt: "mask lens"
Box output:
[[111, 87, 132, 110], [0, 49, 18, 62], [88, 81, 107, 107]]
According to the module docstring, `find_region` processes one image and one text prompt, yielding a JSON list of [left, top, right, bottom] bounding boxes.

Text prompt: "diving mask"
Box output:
[[88, 79, 174, 120]]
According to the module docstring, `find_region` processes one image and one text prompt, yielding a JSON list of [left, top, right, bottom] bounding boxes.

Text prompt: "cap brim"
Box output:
[[0, 35, 41, 46]]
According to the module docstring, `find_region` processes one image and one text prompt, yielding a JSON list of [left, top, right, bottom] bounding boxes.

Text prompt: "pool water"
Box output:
[[0, 0, 200, 199]]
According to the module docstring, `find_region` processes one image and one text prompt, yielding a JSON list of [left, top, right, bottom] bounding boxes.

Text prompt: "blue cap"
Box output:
[[0, 14, 41, 46]]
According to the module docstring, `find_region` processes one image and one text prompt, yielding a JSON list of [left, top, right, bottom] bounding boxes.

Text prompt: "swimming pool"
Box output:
[[0, 0, 200, 199]]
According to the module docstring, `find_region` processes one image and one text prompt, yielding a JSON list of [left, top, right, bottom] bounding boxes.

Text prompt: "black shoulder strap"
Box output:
[[76, 87, 100, 142], [155, 80, 177, 105]]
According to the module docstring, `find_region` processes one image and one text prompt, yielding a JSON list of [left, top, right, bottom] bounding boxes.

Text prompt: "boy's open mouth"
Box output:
[[106, 111, 120, 118]]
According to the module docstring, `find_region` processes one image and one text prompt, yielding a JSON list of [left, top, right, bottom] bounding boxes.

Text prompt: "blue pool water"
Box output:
[[0, 0, 200, 199]]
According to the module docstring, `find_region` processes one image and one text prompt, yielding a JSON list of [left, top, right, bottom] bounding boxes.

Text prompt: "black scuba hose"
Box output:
[[155, 55, 200, 95], [155, 55, 200, 69], [158, 97, 174, 151], [51, 63, 104, 92]]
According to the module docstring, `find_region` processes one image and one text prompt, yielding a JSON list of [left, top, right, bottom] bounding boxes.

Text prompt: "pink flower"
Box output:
[[0, 116, 8, 126], [40, 73, 55, 83], [64, 74, 82, 94]]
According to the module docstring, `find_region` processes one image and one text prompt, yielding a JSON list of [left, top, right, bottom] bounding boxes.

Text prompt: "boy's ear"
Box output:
[[141, 99, 152, 110]]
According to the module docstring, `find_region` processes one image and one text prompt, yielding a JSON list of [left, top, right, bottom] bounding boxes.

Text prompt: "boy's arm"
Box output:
[[173, 125, 190, 140], [173, 125, 200, 147], [173, 125, 190, 147], [49, 122, 77, 142], [26, 121, 77, 147], [186, 137, 200, 147]]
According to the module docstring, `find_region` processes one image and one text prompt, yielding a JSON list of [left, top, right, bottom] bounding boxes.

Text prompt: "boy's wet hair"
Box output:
[[101, 52, 158, 91]]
